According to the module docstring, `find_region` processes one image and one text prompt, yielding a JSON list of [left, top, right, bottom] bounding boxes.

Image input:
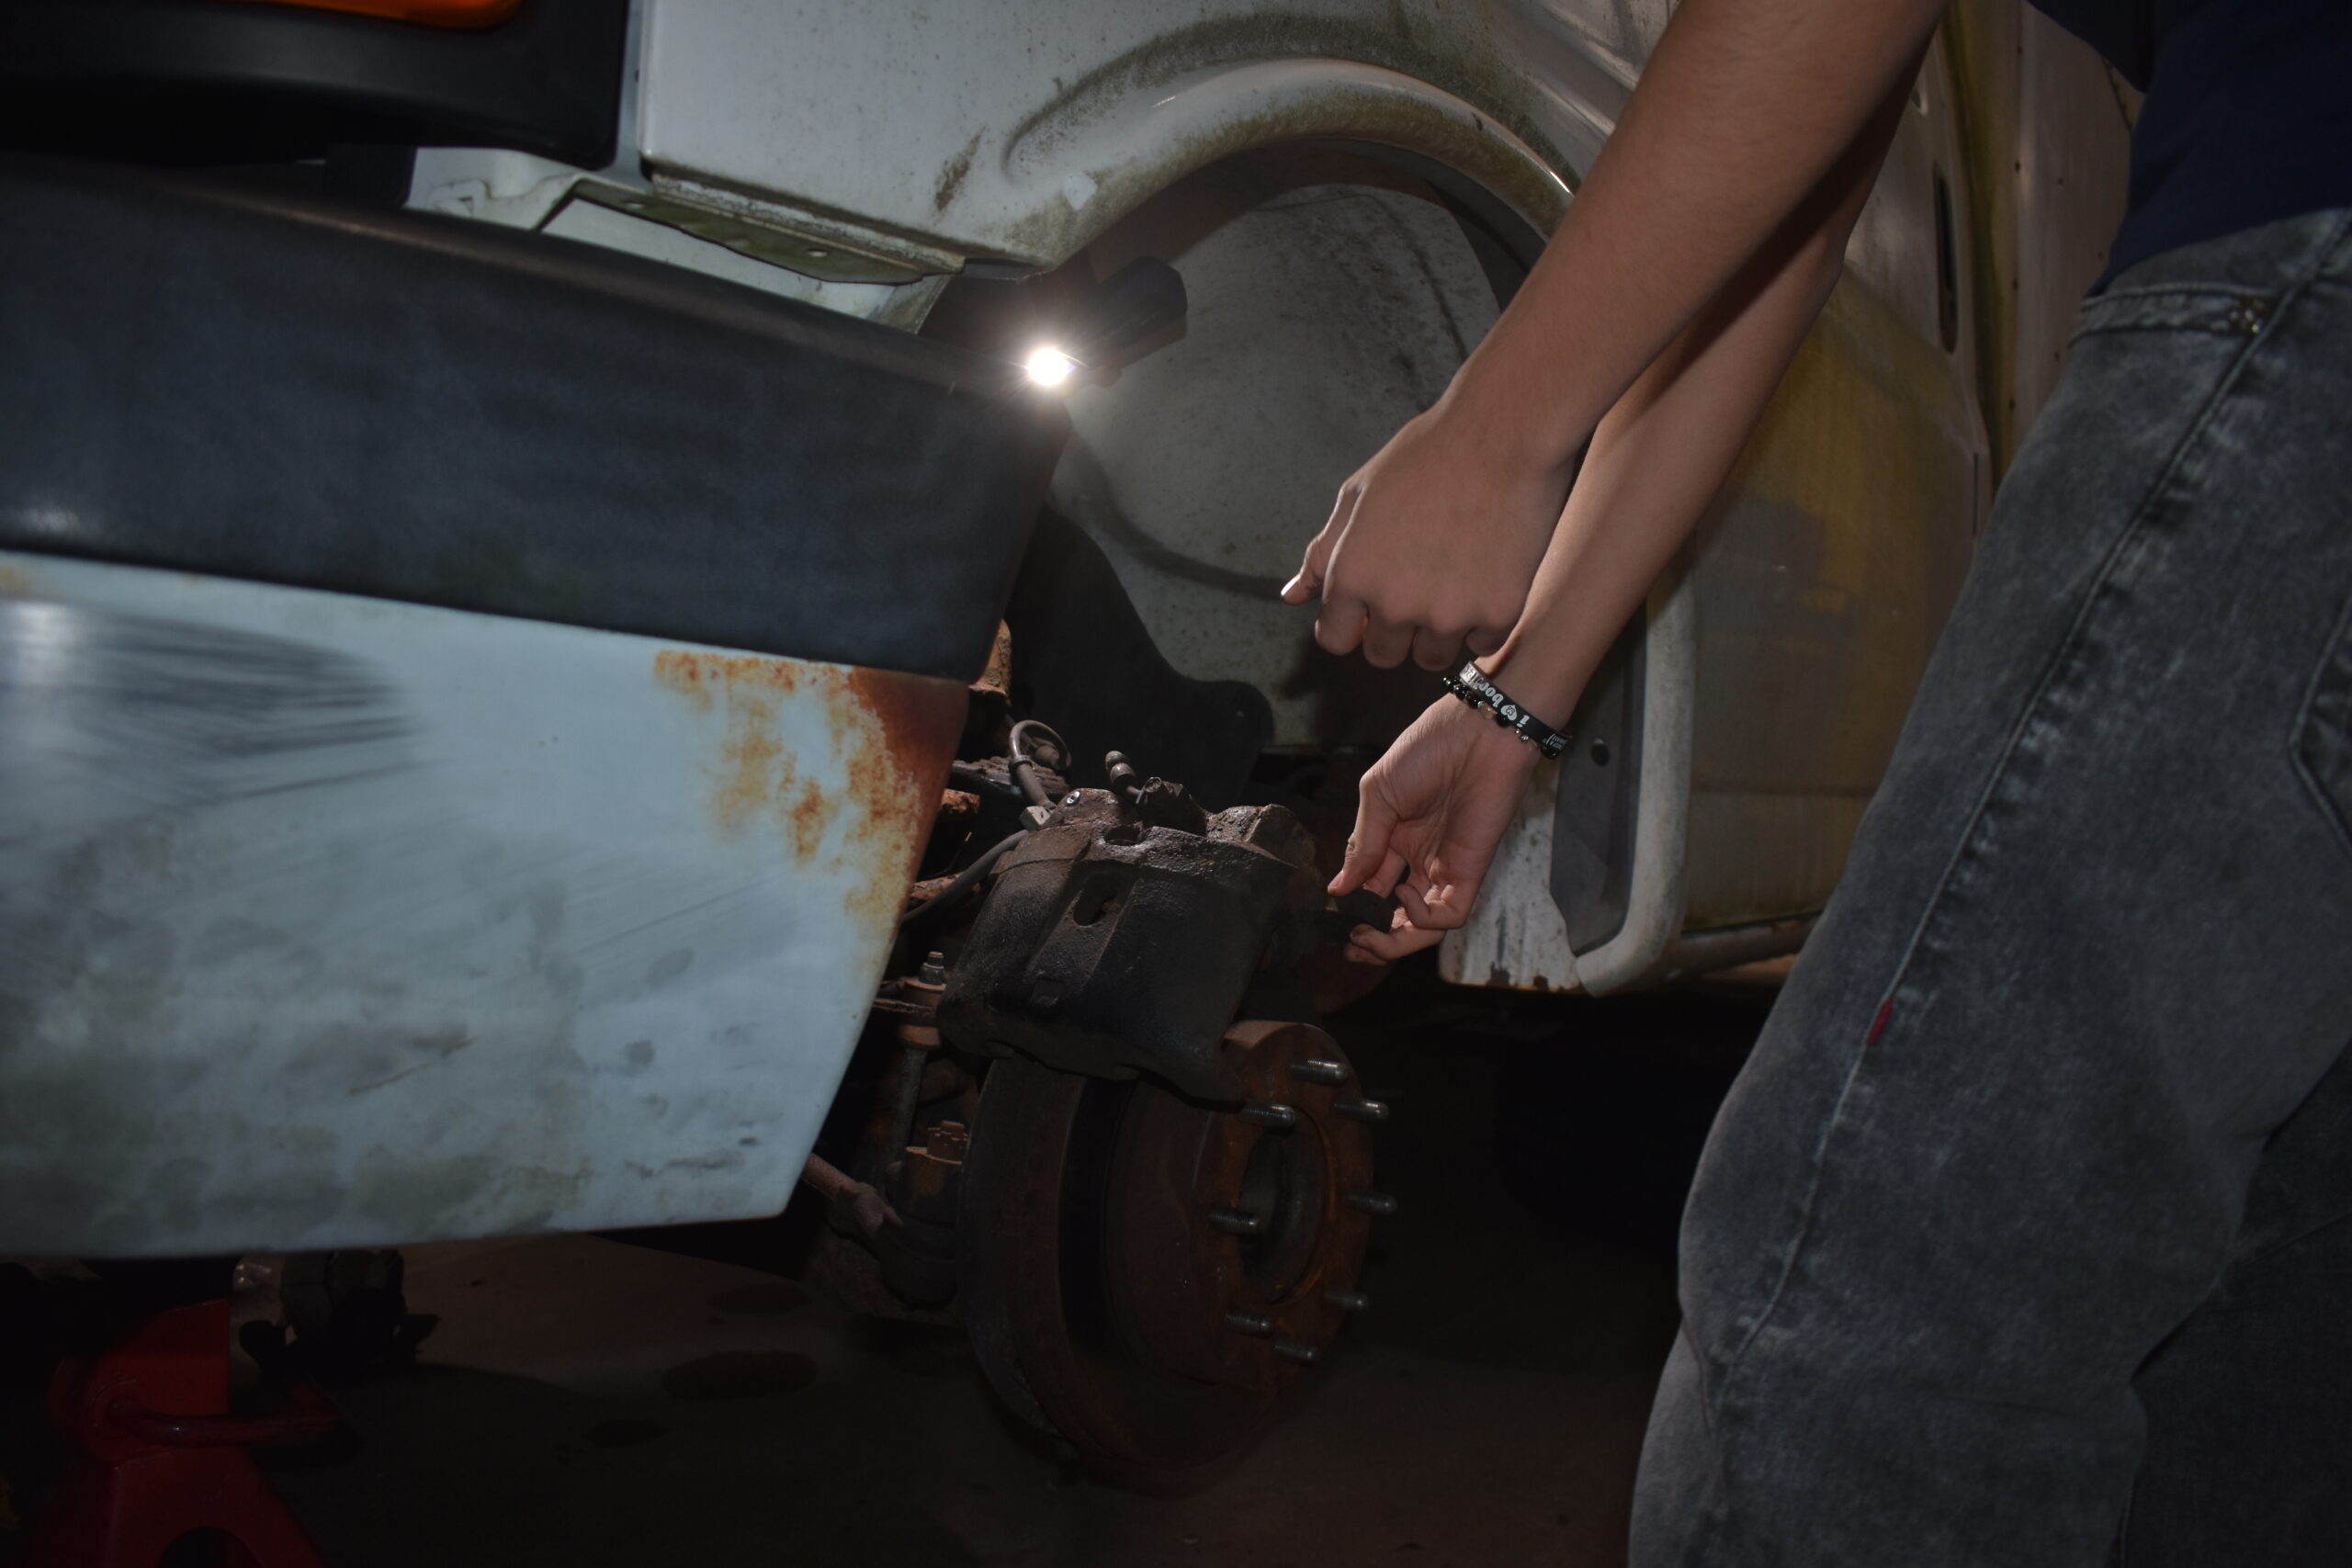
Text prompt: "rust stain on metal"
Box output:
[[653, 649, 965, 940], [787, 780, 830, 862], [654, 649, 808, 712], [836, 666, 967, 935], [718, 707, 789, 837], [657, 649, 819, 840]]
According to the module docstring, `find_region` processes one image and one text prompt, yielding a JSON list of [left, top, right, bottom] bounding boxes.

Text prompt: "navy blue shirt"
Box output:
[[2031, 0, 2352, 282]]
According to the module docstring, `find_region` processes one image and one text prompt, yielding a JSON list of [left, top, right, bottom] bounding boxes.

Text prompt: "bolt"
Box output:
[[1206, 1207, 1264, 1237], [1272, 1341, 1320, 1365], [1224, 1310, 1272, 1337], [1064, 792, 1081, 806], [1346, 1191, 1398, 1217], [1289, 1057, 1351, 1086], [1336, 1099, 1390, 1125], [1324, 1289, 1370, 1314], [919, 951, 947, 986], [1238, 1101, 1297, 1130]]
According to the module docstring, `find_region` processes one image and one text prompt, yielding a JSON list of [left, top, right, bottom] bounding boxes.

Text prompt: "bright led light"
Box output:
[[1024, 345, 1080, 388]]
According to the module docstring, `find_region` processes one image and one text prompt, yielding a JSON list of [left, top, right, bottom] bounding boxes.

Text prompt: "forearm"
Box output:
[[1437, 0, 1945, 477], [1484, 84, 1909, 726]]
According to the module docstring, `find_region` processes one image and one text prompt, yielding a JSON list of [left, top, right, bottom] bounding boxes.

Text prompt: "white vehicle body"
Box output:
[[0, 0, 2131, 1256], [419, 0, 2129, 992]]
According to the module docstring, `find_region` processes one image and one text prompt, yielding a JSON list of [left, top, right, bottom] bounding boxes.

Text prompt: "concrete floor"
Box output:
[[0, 965, 1768, 1567]]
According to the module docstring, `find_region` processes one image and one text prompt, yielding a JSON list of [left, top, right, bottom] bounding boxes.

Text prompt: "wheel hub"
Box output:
[[956, 1021, 1390, 1471]]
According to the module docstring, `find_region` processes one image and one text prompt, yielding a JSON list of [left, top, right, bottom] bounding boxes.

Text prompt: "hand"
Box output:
[[1330, 695, 1541, 963], [1281, 400, 1572, 671]]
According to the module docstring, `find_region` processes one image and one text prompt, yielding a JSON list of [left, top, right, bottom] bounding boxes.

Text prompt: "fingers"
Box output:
[[1410, 625, 1461, 671], [1283, 483, 1360, 604], [1329, 788, 1401, 897], [1281, 531, 1331, 604], [1342, 871, 1472, 964], [1280, 530, 1331, 604], [1463, 623, 1509, 658], [1346, 919, 1444, 963], [1396, 877, 1469, 932], [1314, 591, 1368, 656], [1361, 612, 1414, 670]]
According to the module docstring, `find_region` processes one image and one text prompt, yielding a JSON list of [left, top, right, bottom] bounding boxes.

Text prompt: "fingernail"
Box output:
[[1280, 575, 1302, 599]]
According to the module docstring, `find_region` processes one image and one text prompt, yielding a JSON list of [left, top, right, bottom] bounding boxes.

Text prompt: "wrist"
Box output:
[[1475, 630, 1592, 735], [1431, 349, 1588, 481], [1444, 659, 1573, 759], [1486, 611, 1618, 738]]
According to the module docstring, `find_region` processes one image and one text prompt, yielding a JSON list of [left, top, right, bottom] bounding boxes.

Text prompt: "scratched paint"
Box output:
[[0, 551, 962, 1258]]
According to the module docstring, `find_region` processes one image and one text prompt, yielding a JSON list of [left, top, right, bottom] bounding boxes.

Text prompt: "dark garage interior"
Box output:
[[0, 964, 1768, 1567]]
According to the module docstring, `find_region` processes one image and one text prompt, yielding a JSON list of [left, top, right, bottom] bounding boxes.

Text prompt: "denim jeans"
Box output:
[[1632, 207, 2352, 1567]]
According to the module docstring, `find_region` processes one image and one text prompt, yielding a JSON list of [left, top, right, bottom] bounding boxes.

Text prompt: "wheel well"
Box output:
[[925, 141, 1539, 804]]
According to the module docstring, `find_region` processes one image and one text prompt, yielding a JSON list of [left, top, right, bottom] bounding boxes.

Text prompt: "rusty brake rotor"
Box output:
[[956, 1020, 1389, 1472]]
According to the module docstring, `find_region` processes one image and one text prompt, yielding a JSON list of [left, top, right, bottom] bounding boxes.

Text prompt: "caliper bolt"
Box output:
[[1335, 1099, 1391, 1125], [1206, 1207, 1265, 1237], [1324, 1289, 1370, 1314], [1345, 1191, 1398, 1217], [1289, 1057, 1351, 1086], [1105, 751, 1141, 799], [1224, 1310, 1272, 1337], [1237, 1101, 1297, 1130]]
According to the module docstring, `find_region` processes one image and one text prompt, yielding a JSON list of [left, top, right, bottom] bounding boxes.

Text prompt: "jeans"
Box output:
[[1632, 207, 2352, 1567]]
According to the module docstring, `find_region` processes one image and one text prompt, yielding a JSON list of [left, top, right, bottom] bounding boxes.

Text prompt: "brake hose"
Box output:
[[898, 828, 1028, 931]]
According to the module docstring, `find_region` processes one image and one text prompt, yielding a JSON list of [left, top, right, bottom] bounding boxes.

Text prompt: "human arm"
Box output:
[[1332, 77, 1913, 959], [1283, 0, 1949, 670]]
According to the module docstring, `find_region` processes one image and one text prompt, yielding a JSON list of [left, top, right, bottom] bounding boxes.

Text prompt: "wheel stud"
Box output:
[[1323, 1289, 1370, 1314], [1207, 1206, 1265, 1236], [1345, 1190, 1397, 1217], [1273, 1340, 1320, 1365], [1224, 1310, 1272, 1336], [1238, 1101, 1296, 1130], [1336, 1099, 1390, 1125], [1289, 1057, 1351, 1086]]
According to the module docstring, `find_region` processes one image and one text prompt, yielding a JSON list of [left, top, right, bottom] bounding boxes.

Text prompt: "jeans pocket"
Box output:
[[2295, 596, 2352, 855], [2072, 285, 2278, 344]]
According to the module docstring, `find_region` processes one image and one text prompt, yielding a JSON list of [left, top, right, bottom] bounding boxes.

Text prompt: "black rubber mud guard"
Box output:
[[1004, 511, 1272, 811], [0, 158, 1068, 682], [0, 0, 628, 169]]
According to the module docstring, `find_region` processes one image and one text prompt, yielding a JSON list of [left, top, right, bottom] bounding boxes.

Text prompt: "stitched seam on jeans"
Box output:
[[1713, 270, 2311, 1383], [2289, 591, 2352, 862]]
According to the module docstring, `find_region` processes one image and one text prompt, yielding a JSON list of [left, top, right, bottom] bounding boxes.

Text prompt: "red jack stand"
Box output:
[[28, 1297, 335, 1568]]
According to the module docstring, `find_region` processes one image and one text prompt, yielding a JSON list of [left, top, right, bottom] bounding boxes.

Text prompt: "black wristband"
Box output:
[[1441, 660, 1571, 759]]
